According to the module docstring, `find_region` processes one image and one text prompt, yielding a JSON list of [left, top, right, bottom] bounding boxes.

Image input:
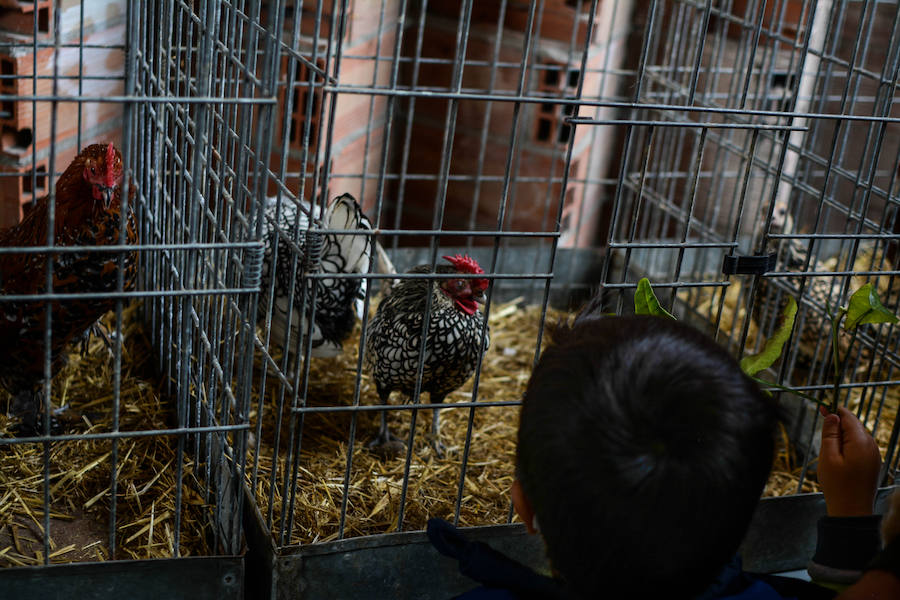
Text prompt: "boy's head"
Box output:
[[513, 315, 777, 599]]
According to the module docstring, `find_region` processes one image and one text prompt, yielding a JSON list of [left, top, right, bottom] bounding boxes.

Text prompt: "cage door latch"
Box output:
[[722, 253, 777, 275]]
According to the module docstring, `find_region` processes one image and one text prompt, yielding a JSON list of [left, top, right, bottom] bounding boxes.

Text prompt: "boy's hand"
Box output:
[[818, 405, 881, 517]]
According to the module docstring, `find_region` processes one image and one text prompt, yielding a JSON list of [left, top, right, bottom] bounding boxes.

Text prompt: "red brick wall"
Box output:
[[385, 9, 597, 246], [267, 9, 397, 216], [264, 2, 634, 249], [0, 20, 125, 227]]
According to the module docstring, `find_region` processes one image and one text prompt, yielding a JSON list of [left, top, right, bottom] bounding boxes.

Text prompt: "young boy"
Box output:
[[428, 315, 900, 599]]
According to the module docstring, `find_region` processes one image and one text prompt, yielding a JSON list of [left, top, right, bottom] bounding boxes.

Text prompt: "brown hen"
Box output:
[[0, 143, 137, 432]]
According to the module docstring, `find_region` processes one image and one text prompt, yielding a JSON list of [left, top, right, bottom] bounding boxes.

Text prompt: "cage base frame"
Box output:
[[242, 483, 899, 599], [0, 555, 243, 600]]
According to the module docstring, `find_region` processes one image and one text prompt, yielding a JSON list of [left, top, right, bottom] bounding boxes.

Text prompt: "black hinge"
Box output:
[[722, 253, 777, 275]]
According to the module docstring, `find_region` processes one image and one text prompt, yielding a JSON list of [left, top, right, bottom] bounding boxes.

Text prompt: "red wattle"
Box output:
[[455, 298, 477, 315]]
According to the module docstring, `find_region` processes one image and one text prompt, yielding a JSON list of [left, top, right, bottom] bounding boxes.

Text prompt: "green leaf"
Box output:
[[844, 283, 899, 330], [634, 278, 676, 319], [739, 296, 798, 376]]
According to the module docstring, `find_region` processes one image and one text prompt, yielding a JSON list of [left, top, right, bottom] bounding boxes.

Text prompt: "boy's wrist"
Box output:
[[826, 499, 876, 517], [808, 515, 883, 584]]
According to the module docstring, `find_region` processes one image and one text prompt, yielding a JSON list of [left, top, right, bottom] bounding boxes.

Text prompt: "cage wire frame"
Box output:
[[129, 0, 278, 557], [595, 0, 900, 492], [0, 0, 144, 565], [1, 0, 900, 575], [247, 0, 609, 550], [0, 0, 274, 566], [245, 0, 900, 555]]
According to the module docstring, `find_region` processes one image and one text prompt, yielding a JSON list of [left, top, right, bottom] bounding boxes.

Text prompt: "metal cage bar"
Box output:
[[1, 1, 898, 583]]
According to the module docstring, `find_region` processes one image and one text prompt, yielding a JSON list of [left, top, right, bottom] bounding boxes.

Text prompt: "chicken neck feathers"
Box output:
[[364, 264, 490, 402]]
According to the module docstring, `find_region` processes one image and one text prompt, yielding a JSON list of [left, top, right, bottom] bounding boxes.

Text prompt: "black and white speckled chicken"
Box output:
[[364, 254, 490, 458], [259, 193, 392, 360]]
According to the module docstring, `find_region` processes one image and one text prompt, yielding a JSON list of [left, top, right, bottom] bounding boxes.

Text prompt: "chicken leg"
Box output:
[[368, 387, 405, 458]]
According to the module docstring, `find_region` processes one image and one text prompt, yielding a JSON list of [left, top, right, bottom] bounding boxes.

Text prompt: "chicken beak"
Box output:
[[473, 289, 487, 304], [99, 186, 114, 208]]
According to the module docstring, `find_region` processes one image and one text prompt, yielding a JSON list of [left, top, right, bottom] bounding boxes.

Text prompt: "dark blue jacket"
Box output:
[[427, 518, 888, 600]]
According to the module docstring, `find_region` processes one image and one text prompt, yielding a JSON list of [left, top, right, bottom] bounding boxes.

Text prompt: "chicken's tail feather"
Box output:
[[324, 193, 373, 275]]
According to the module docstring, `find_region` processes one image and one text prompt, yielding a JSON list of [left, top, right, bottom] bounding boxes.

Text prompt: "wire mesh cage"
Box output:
[[602, 0, 900, 491], [130, 0, 276, 559], [0, 1, 260, 590], [1, 0, 900, 598], [242, 3, 900, 594], [245, 0, 616, 557]]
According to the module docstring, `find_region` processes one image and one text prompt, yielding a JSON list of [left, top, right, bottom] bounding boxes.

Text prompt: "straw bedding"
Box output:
[[247, 289, 898, 546], [246, 298, 536, 545], [0, 278, 896, 562], [0, 303, 214, 566]]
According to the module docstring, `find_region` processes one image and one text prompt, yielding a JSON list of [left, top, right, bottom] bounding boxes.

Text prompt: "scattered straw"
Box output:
[[247, 297, 542, 545], [0, 303, 214, 566], [245, 296, 826, 547], [3, 269, 893, 561]]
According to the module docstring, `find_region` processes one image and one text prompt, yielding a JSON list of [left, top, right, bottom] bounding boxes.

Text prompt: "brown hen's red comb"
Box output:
[[442, 254, 484, 274], [105, 143, 116, 188]]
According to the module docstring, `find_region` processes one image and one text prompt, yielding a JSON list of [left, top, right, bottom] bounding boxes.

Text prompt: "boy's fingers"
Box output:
[[836, 407, 874, 445], [820, 412, 842, 458]]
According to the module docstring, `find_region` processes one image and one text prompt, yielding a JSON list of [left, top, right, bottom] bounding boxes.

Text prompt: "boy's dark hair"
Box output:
[[517, 314, 777, 599]]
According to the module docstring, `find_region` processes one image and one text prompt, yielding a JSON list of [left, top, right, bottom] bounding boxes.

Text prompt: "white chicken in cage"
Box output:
[[259, 192, 394, 359]]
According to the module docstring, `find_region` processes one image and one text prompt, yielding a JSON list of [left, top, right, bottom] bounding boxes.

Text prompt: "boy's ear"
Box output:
[[511, 479, 538, 534]]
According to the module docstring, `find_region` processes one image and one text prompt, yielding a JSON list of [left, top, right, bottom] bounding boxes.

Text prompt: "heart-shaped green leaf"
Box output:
[[634, 278, 676, 319], [844, 283, 898, 330], [739, 296, 797, 376]]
